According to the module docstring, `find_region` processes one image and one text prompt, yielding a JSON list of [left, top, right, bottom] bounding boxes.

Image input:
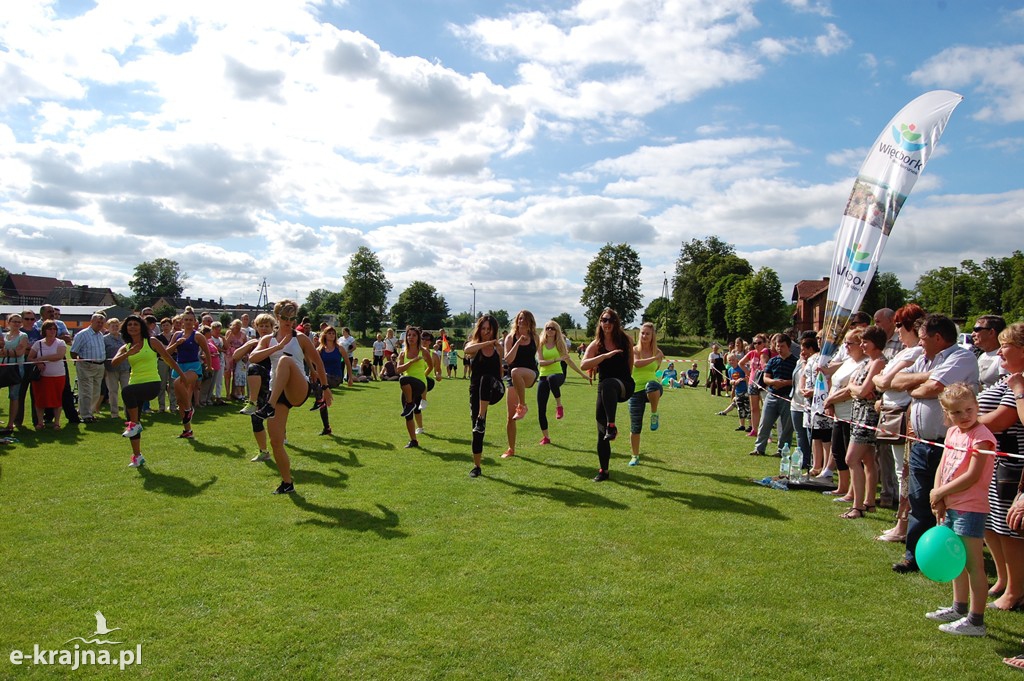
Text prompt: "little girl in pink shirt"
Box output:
[[926, 383, 996, 637]]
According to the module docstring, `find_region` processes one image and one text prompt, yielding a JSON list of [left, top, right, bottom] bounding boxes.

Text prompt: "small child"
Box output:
[[727, 353, 749, 432], [925, 383, 996, 637]]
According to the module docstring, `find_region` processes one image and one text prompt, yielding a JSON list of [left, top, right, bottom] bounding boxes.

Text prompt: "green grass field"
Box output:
[[2, 367, 1023, 679]]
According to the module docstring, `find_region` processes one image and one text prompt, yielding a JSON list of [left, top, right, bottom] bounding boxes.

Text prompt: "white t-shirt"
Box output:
[[978, 348, 1003, 390]]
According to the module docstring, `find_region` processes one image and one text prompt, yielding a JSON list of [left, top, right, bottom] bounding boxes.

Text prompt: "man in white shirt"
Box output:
[[972, 314, 1006, 390], [70, 313, 108, 422]]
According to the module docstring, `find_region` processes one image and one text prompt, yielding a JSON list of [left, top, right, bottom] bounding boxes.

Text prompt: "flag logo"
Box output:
[[890, 122, 926, 152], [844, 243, 872, 273]]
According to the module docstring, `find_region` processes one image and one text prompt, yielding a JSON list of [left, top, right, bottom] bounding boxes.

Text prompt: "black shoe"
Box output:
[[735, 426, 747, 431], [472, 418, 485, 434], [892, 559, 919, 574], [273, 481, 295, 495], [404, 440, 419, 449], [319, 427, 332, 436], [593, 470, 609, 482], [182, 408, 194, 424], [253, 404, 276, 420], [400, 402, 416, 418], [604, 424, 618, 441], [469, 466, 481, 478]]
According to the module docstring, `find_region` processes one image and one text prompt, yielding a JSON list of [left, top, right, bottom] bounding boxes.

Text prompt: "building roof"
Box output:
[[791, 277, 830, 302], [3, 273, 72, 299]]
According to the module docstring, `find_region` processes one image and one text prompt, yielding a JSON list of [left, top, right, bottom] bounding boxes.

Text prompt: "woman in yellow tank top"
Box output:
[[536, 320, 590, 445], [627, 322, 664, 466]]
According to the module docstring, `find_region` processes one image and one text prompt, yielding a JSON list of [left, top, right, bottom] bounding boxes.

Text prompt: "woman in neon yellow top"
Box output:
[[395, 326, 431, 449], [627, 322, 664, 466], [110, 314, 183, 468], [536, 320, 590, 445]]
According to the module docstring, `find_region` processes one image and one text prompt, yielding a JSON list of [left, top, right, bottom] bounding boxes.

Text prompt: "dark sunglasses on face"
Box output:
[[972, 326, 989, 333], [600, 317, 614, 323]]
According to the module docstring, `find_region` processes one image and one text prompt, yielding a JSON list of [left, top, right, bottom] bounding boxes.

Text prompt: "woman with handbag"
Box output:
[[978, 322, 1024, 611], [27, 320, 67, 430], [1, 313, 30, 434]]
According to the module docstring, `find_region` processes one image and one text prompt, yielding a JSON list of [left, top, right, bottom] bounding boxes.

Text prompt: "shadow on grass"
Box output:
[[617, 477, 788, 519], [292, 466, 349, 489], [184, 438, 247, 458], [419, 432, 472, 448], [137, 467, 218, 497], [288, 444, 363, 468], [486, 474, 629, 510], [289, 495, 407, 538]]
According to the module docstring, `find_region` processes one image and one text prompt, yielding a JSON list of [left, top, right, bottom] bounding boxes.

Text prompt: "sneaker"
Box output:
[[469, 466, 481, 478], [735, 425, 747, 431], [419, 399, 428, 410], [253, 404, 275, 420], [926, 606, 966, 623], [539, 436, 551, 445], [178, 430, 194, 439], [938, 616, 986, 637], [251, 450, 272, 462], [748, 450, 763, 456], [308, 381, 325, 410], [400, 402, 416, 418], [746, 430, 756, 437], [593, 469, 609, 482], [556, 405, 564, 420], [604, 424, 618, 441], [513, 403, 527, 421], [628, 455, 640, 466], [272, 481, 295, 495], [121, 421, 142, 438], [415, 427, 425, 435], [404, 440, 419, 449], [239, 402, 257, 415], [716, 411, 728, 416], [501, 448, 515, 459], [650, 413, 659, 431], [319, 427, 332, 436], [127, 454, 145, 468], [182, 408, 194, 424], [472, 418, 486, 434]]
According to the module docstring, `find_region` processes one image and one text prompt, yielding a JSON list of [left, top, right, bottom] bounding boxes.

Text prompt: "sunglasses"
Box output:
[[972, 326, 989, 333], [753, 340, 764, 345], [600, 317, 614, 323], [279, 316, 297, 322]]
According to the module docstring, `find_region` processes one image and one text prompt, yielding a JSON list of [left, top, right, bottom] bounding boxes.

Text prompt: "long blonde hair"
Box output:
[[635, 321, 659, 358], [541, 319, 568, 356]]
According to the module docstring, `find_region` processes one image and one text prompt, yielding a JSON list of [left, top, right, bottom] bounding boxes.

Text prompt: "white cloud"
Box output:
[[911, 45, 1024, 123]]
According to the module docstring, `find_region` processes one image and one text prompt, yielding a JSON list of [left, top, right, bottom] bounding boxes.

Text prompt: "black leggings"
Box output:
[[536, 373, 566, 431], [470, 375, 505, 454], [122, 381, 160, 411], [831, 420, 851, 471], [596, 377, 634, 470], [400, 376, 426, 422]]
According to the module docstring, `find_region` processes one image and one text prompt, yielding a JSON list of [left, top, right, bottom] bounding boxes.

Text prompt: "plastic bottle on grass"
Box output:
[[789, 444, 802, 480], [779, 443, 791, 478]]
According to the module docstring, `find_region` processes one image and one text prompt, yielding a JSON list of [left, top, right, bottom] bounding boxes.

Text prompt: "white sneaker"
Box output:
[[239, 402, 257, 415], [128, 454, 145, 467], [251, 451, 272, 462], [121, 421, 143, 438], [938, 616, 986, 637], [925, 606, 964, 622], [415, 427, 425, 435], [419, 399, 427, 410]]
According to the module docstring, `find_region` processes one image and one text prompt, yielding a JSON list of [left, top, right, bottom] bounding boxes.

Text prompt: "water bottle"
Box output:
[[779, 444, 791, 478], [788, 444, 802, 479]]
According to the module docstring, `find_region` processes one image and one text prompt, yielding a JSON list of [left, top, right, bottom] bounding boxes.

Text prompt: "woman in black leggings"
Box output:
[[110, 314, 183, 468], [581, 308, 634, 482], [464, 315, 505, 478]]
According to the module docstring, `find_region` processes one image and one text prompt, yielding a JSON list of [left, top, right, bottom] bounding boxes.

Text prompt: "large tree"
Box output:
[[859, 271, 907, 314], [391, 281, 449, 329], [642, 297, 681, 338], [129, 258, 188, 302], [304, 288, 344, 325], [724, 267, 787, 337], [339, 246, 392, 336], [553, 312, 578, 333], [580, 242, 642, 332], [486, 309, 510, 329], [672, 236, 752, 335]]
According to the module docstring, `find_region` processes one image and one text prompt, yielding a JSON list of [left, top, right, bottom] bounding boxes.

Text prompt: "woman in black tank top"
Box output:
[[464, 315, 506, 478], [581, 307, 635, 482], [501, 309, 540, 459]]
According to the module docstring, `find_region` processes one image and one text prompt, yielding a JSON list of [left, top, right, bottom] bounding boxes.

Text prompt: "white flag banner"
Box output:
[[812, 90, 963, 414]]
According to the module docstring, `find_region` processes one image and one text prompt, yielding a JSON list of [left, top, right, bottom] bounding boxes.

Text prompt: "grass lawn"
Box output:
[[2, 365, 1023, 679]]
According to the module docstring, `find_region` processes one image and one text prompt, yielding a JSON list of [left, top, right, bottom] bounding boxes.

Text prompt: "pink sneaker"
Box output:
[[556, 406, 564, 420], [501, 449, 515, 459], [513, 404, 527, 420], [747, 431, 757, 437], [539, 436, 551, 445]]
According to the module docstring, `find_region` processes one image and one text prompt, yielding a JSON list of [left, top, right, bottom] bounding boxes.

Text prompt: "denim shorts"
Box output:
[[944, 509, 987, 539]]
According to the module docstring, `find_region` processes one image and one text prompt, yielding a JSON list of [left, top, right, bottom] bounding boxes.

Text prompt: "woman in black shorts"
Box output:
[[581, 308, 635, 481], [464, 314, 505, 478]]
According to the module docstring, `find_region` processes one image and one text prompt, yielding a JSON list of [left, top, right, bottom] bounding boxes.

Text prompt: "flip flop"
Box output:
[[1003, 654, 1024, 671]]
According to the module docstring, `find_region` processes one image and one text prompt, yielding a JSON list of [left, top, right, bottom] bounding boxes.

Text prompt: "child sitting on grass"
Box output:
[[925, 382, 996, 637]]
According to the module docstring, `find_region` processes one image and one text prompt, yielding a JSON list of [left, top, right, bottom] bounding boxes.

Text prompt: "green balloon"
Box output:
[[917, 525, 967, 583]]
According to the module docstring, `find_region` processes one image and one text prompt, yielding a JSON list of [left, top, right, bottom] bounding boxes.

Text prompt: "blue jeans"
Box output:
[[754, 393, 793, 455], [905, 440, 944, 563]]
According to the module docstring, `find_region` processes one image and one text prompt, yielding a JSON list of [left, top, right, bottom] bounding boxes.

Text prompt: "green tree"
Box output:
[[450, 311, 475, 329], [724, 268, 786, 337], [112, 291, 136, 311], [860, 271, 907, 314], [672, 237, 752, 335], [580, 242, 643, 333], [153, 304, 177, 321], [553, 312, 578, 332], [129, 258, 188, 302], [913, 266, 967, 318], [391, 281, 449, 329], [1003, 251, 1024, 323], [706, 273, 746, 339], [642, 297, 681, 338], [340, 247, 392, 337], [486, 309, 510, 329], [304, 288, 345, 326]]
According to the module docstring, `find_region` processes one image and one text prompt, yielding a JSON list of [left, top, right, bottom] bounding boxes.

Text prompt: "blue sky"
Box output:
[[1, 0, 1022, 324]]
